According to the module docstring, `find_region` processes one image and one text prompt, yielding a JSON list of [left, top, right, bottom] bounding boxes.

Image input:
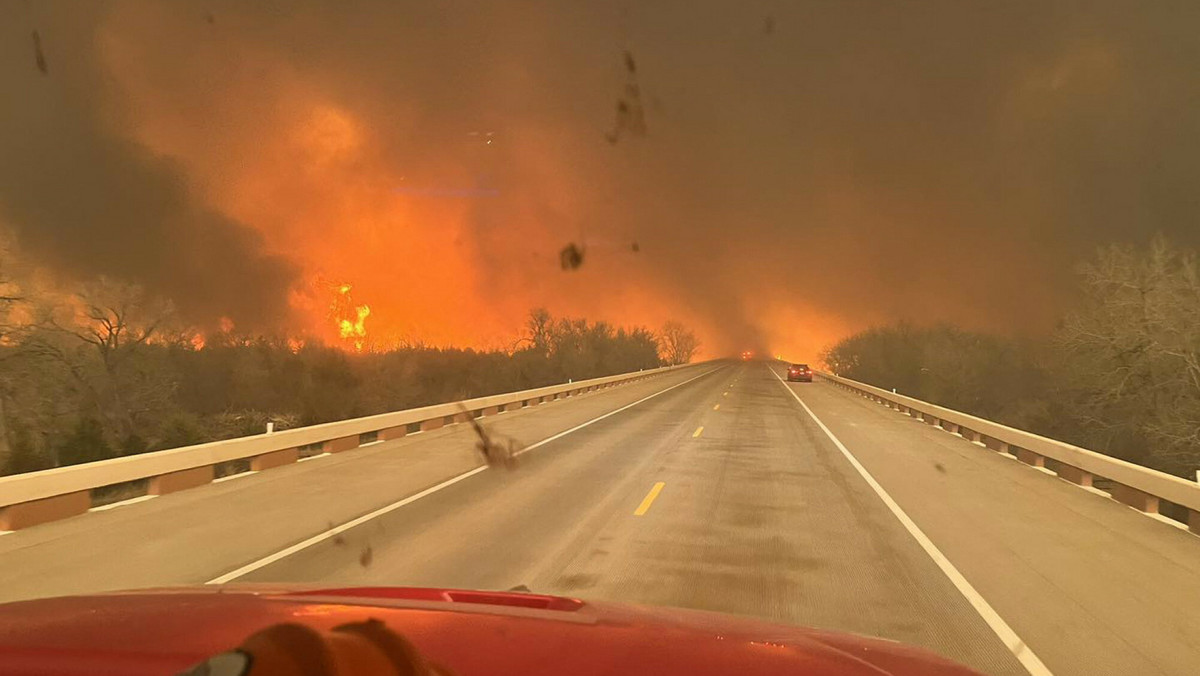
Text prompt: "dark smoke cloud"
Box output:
[[590, 1, 1200, 346], [0, 3, 296, 329], [3, 1, 1200, 356]]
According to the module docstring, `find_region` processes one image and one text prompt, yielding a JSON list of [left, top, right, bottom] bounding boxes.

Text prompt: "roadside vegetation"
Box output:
[[0, 284, 697, 475], [824, 237, 1200, 478]]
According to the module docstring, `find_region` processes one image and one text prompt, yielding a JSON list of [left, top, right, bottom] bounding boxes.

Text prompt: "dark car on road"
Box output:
[[787, 363, 813, 382]]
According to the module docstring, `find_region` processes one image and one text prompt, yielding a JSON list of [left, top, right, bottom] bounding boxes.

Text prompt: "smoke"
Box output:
[[2, 1, 1199, 357], [0, 3, 296, 330]]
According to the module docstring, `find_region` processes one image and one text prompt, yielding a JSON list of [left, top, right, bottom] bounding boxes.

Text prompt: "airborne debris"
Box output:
[[359, 544, 374, 568], [764, 16, 775, 36], [631, 241, 640, 253], [329, 522, 346, 546], [467, 130, 496, 146], [461, 404, 521, 470], [605, 51, 647, 144], [934, 462, 946, 473], [560, 243, 585, 270], [31, 31, 48, 75], [205, 12, 215, 25]]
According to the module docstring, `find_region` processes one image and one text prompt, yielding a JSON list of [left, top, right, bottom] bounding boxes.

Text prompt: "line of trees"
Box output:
[[823, 237, 1200, 478], [0, 276, 699, 475]]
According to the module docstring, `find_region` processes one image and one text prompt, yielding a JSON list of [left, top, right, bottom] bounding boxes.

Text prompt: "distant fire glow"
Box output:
[[4, 2, 1199, 364], [332, 283, 371, 351]]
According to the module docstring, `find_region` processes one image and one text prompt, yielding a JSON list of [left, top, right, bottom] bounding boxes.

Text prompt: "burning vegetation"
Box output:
[[331, 283, 371, 351], [0, 259, 690, 475]]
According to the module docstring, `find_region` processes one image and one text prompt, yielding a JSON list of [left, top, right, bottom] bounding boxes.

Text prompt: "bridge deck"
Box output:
[[2, 362, 1197, 675]]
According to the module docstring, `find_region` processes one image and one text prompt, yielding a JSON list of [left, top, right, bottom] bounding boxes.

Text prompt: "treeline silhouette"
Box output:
[[0, 299, 689, 474], [824, 237, 1200, 479]]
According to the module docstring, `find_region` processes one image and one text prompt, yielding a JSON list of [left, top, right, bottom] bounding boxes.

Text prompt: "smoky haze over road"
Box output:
[[4, 362, 1199, 674], [3, 1, 1200, 354]]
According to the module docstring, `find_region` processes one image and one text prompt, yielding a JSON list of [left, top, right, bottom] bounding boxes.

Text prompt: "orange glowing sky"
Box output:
[[95, 7, 730, 353], [6, 2, 1200, 363]]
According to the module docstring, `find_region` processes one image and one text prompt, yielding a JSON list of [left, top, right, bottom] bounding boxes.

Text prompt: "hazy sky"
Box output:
[[3, 1, 1199, 357]]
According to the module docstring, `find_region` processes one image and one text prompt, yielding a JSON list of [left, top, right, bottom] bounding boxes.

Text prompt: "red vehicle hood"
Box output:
[[0, 586, 982, 676]]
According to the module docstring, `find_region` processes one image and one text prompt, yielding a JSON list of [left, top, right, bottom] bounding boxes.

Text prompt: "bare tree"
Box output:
[[658, 321, 699, 365], [0, 270, 23, 470], [1056, 236, 1200, 472], [524, 307, 553, 355], [0, 245, 88, 473], [30, 278, 178, 448], [63, 278, 173, 366]]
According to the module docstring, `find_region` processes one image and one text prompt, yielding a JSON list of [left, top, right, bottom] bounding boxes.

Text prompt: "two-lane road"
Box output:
[[12, 360, 1197, 675], [241, 363, 1028, 676]]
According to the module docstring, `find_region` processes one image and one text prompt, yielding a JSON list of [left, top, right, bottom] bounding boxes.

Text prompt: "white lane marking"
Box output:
[[89, 495, 158, 512], [213, 470, 259, 484], [207, 366, 723, 584], [207, 467, 489, 584], [769, 366, 1054, 676], [1146, 512, 1188, 531], [298, 452, 332, 462], [512, 367, 719, 458]]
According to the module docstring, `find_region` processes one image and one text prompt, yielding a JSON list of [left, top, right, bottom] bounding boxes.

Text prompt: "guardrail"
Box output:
[[0, 363, 703, 530], [816, 370, 1200, 535]]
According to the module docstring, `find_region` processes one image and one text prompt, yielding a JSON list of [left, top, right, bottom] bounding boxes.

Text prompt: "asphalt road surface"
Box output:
[[236, 363, 1029, 675], [4, 361, 1199, 676]]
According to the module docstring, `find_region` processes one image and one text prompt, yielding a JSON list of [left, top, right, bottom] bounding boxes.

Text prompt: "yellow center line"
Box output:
[[633, 482, 665, 516], [693, 426, 704, 438], [713, 404, 720, 411]]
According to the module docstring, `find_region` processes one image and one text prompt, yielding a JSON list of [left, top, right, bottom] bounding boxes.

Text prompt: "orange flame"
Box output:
[[339, 304, 370, 351], [330, 282, 370, 351]]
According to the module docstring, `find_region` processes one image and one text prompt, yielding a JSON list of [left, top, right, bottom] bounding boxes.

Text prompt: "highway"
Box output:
[[2, 361, 1199, 675]]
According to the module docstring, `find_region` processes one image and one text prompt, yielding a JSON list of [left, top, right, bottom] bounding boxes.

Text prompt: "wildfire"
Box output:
[[331, 283, 370, 351], [339, 304, 371, 350]]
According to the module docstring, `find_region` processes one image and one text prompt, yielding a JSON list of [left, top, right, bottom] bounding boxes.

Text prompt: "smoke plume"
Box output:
[[3, 1, 1200, 357]]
